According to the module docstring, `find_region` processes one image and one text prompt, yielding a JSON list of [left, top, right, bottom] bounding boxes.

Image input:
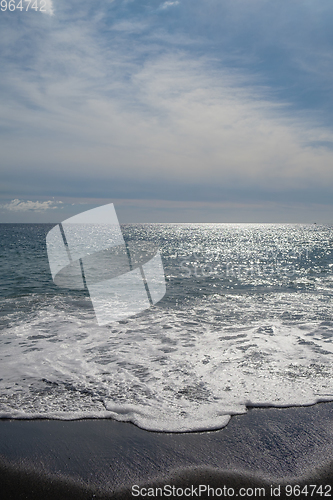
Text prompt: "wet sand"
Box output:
[[1, 403, 333, 499]]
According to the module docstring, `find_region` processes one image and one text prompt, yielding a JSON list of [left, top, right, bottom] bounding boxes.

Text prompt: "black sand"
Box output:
[[1, 403, 333, 499]]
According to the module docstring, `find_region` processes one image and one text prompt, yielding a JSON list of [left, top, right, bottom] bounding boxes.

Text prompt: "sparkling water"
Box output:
[[0, 223, 333, 432]]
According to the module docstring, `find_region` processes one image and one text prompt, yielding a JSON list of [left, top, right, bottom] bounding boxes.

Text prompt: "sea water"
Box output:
[[0, 223, 332, 432]]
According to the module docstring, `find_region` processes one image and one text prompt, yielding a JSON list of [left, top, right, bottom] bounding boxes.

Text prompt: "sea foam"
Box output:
[[0, 224, 332, 432]]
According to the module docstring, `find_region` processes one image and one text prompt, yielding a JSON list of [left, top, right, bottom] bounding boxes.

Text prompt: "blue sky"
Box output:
[[1, 0, 333, 222]]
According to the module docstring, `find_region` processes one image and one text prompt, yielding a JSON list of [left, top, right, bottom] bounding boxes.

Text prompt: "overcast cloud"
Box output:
[[1, 0, 333, 222]]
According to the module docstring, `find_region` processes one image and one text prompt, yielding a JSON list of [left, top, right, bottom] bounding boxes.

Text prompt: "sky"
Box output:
[[1, 0, 333, 223]]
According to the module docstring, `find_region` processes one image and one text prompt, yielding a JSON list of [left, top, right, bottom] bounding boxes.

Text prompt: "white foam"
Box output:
[[1, 290, 333, 432]]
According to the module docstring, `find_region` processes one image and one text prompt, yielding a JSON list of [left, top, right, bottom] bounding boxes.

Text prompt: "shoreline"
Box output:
[[0, 402, 333, 498], [1, 397, 333, 433]]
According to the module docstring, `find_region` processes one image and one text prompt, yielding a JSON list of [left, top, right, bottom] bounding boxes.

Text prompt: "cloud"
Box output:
[[0, 0, 333, 219], [2, 48, 333, 197], [0, 199, 63, 212], [160, 1, 179, 9]]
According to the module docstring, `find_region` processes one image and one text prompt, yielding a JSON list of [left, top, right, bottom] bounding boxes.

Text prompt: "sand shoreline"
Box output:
[[0, 403, 333, 498]]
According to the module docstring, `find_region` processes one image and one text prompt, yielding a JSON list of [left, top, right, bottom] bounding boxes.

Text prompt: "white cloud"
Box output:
[[1, 9, 333, 202], [0, 199, 62, 212], [160, 1, 179, 9], [4, 50, 332, 191]]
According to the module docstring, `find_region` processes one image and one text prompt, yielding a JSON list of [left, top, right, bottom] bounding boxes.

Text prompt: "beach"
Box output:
[[1, 402, 333, 499]]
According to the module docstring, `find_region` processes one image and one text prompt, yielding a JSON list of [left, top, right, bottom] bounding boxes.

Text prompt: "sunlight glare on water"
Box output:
[[0, 223, 332, 431]]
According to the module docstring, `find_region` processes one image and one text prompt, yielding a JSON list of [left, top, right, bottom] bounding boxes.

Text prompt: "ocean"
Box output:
[[0, 223, 333, 432]]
